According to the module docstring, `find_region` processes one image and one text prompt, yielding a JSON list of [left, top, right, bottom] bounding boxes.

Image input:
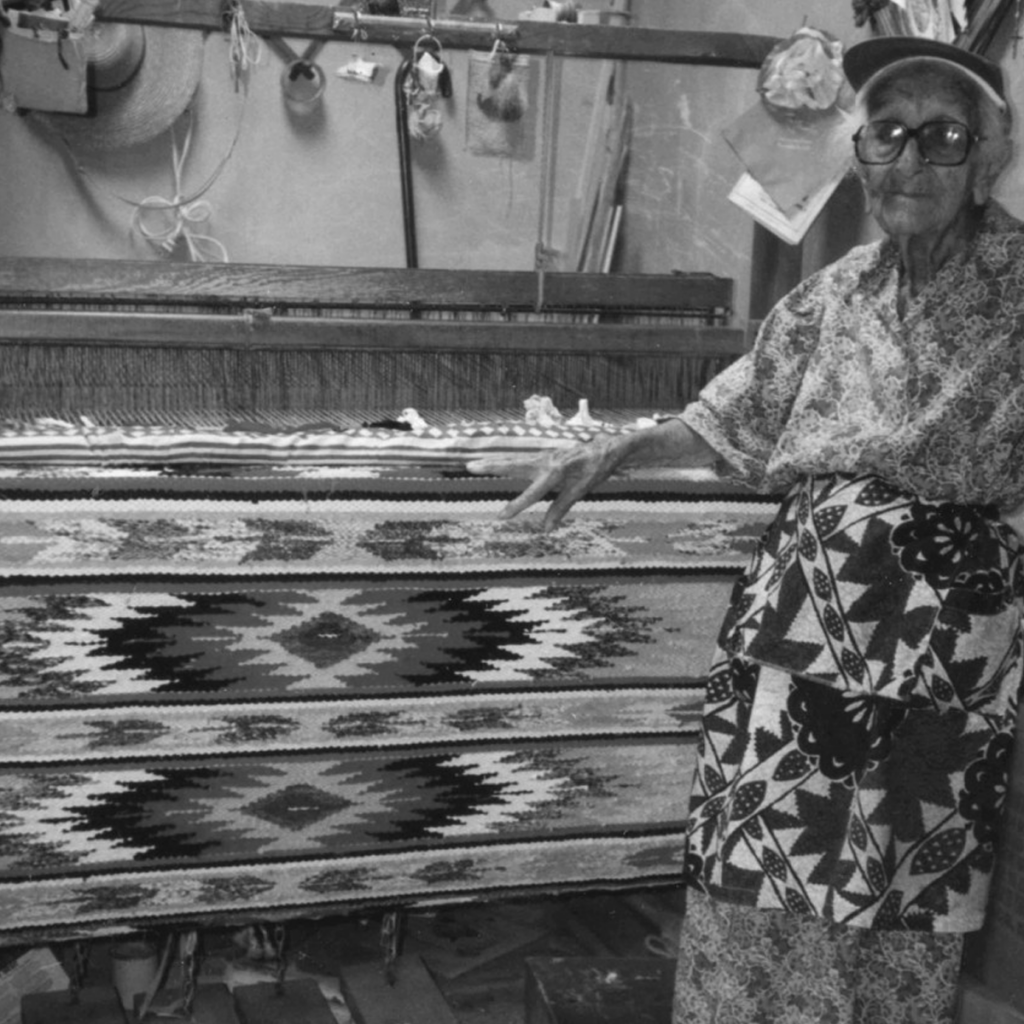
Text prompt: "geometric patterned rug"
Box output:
[[0, 468, 778, 944]]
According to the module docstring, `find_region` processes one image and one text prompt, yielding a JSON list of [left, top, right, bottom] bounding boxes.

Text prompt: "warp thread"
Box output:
[[0, 340, 734, 416]]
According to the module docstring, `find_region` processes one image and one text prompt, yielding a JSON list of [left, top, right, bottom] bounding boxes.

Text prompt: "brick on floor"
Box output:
[[338, 953, 460, 1024], [233, 978, 340, 1024], [524, 957, 674, 1024], [21, 986, 124, 1024]]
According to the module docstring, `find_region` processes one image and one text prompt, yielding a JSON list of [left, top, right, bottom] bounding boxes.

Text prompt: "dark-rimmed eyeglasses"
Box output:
[[853, 119, 977, 166]]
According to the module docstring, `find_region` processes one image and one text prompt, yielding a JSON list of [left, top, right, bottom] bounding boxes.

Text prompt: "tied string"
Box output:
[[225, 0, 262, 89], [65, 96, 245, 264], [130, 112, 229, 262]]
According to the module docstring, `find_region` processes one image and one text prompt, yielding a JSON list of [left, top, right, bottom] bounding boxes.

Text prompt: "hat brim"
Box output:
[[843, 36, 1007, 111], [32, 24, 204, 151]]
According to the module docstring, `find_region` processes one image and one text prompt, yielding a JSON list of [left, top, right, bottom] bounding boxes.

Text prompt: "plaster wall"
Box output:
[[618, 0, 873, 325], [0, 0, 865, 329], [0, 0, 563, 270]]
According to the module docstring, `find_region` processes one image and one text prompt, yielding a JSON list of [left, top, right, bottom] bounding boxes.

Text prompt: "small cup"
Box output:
[[281, 60, 326, 115], [110, 939, 159, 1011]]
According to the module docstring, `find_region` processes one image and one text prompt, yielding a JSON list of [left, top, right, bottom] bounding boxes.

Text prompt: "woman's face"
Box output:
[[859, 68, 984, 244]]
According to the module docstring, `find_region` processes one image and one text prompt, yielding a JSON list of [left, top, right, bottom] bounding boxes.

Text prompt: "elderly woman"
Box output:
[[471, 36, 1024, 1024]]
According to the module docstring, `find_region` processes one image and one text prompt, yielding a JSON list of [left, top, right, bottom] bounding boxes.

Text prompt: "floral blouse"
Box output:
[[682, 200, 1024, 511]]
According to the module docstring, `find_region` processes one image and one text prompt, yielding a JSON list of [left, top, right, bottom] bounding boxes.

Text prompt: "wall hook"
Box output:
[[492, 21, 519, 48]]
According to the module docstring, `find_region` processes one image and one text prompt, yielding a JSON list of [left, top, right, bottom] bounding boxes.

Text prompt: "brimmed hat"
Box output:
[[843, 36, 1007, 111], [32, 21, 204, 151]]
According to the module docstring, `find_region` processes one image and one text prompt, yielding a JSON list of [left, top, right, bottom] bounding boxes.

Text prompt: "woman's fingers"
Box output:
[[541, 462, 616, 530], [465, 439, 621, 527], [464, 454, 543, 477], [499, 473, 561, 519], [541, 492, 578, 531]]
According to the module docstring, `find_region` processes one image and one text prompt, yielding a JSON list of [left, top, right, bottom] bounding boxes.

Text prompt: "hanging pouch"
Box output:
[[0, 27, 87, 113], [404, 34, 449, 142], [466, 42, 534, 157]]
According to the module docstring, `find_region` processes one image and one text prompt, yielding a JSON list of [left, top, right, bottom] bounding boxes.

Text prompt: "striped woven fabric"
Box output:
[[0, 452, 778, 946], [0, 410, 640, 466]]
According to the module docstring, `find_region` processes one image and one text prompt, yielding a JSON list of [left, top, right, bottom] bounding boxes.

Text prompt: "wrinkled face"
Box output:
[[859, 67, 984, 244]]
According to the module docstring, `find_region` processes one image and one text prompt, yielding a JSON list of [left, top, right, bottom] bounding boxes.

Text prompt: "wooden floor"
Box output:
[[318, 887, 685, 1024], [18, 886, 686, 1023]]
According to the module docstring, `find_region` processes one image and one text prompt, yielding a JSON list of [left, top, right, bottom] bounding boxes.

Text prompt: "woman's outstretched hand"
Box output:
[[465, 418, 717, 532], [466, 432, 636, 530]]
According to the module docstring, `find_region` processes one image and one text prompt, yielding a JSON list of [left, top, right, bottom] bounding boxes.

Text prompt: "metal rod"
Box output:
[[333, 10, 519, 46], [535, 51, 562, 311], [394, 59, 418, 270]]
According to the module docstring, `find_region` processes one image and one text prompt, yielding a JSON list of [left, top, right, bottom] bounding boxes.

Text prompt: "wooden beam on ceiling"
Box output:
[[93, 0, 778, 67]]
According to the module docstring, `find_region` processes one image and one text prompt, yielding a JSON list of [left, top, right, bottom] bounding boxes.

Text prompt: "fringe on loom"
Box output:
[[0, 344, 733, 417]]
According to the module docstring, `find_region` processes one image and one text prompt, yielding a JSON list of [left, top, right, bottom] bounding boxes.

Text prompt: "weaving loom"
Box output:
[[0, 259, 771, 945]]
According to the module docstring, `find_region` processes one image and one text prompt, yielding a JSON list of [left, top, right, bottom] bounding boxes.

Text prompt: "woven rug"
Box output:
[[0, 468, 778, 945]]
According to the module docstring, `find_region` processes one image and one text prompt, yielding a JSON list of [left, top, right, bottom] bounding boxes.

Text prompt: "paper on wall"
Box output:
[[723, 100, 857, 216], [728, 168, 848, 246]]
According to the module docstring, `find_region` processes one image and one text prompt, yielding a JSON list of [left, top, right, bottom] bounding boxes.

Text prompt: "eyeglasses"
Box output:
[[853, 119, 977, 166]]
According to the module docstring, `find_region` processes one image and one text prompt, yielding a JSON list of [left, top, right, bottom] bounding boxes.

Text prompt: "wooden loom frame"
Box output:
[[0, 4, 774, 413], [0, 261, 745, 413]]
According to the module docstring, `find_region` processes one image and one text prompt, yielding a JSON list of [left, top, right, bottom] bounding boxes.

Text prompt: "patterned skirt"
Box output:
[[683, 474, 1023, 931], [672, 889, 964, 1024]]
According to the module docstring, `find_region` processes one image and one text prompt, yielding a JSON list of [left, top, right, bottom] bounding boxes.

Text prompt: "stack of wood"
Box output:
[[565, 0, 633, 274]]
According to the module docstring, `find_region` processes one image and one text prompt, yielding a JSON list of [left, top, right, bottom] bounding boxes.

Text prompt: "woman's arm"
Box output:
[[466, 417, 717, 531]]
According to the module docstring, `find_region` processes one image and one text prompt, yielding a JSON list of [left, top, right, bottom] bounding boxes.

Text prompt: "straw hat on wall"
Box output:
[[32, 21, 204, 151]]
